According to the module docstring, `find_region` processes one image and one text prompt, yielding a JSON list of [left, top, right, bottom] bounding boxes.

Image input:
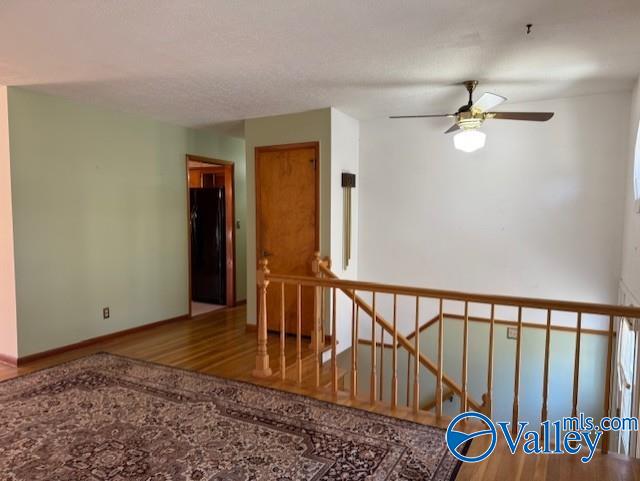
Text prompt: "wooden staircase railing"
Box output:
[[253, 253, 640, 454], [318, 262, 484, 411]]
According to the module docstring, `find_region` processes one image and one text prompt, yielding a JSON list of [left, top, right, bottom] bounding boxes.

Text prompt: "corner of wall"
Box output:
[[0, 85, 18, 360], [330, 108, 360, 281], [329, 108, 360, 356], [620, 76, 640, 303]]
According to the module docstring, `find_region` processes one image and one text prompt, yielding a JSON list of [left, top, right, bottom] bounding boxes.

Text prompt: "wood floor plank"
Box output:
[[0, 304, 638, 480]]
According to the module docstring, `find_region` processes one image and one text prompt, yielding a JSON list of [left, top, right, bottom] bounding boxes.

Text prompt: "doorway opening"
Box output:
[[186, 154, 236, 318]]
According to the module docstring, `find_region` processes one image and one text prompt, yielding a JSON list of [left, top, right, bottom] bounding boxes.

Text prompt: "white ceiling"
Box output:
[[0, 0, 638, 133]]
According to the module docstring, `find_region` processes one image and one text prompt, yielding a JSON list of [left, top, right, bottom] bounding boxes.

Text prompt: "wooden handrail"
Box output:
[[255, 256, 626, 456], [266, 271, 640, 318], [318, 264, 483, 411]]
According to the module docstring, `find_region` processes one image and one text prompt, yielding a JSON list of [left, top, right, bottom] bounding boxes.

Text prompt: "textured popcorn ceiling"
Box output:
[[0, 0, 638, 132]]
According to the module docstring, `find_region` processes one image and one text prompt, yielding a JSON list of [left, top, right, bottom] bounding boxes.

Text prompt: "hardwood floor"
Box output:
[[1, 304, 638, 480]]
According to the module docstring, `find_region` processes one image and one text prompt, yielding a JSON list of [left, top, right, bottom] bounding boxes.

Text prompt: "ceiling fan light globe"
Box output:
[[453, 129, 486, 153]]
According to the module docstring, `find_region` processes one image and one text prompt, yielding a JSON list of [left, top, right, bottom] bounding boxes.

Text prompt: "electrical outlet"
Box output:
[[103, 307, 110, 319], [507, 327, 518, 339]]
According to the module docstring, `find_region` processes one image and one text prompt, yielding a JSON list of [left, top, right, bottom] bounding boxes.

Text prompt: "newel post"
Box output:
[[481, 392, 492, 417], [252, 258, 273, 378]]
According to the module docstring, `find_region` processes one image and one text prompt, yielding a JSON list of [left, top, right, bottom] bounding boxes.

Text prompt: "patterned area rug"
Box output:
[[0, 353, 462, 480]]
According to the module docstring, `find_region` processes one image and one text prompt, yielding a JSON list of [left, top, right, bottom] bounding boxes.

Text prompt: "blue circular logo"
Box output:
[[446, 411, 497, 463]]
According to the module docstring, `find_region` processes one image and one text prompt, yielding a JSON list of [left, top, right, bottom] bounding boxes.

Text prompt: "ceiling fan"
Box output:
[[390, 81, 554, 152]]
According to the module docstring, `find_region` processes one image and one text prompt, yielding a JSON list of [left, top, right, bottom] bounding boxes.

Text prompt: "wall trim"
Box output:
[[0, 353, 18, 367], [15, 314, 189, 366], [358, 311, 610, 348]]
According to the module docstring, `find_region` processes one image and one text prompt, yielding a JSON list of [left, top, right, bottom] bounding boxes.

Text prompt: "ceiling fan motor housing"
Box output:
[[457, 111, 484, 130]]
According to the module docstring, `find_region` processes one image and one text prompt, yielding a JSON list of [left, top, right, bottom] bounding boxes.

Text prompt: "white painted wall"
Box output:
[[330, 109, 359, 354], [621, 77, 640, 305], [0, 86, 17, 361], [358, 92, 630, 336]]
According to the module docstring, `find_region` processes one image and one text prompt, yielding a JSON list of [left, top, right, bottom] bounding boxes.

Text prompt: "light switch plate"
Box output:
[[507, 327, 518, 340]]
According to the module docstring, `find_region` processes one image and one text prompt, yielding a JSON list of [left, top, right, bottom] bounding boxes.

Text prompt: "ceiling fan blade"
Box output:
[[444, 124, 460, 134], [488, 112, 554, 121], [472, 92, 507, 112], [389, 114, 455, 119]]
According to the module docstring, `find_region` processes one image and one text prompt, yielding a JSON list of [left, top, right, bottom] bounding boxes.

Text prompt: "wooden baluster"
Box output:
[[370, 292, 377, 404], [461, 301, 469, 412], [316, 285, 325, 388], [572, 312, 582, 418], [321, 284, 326, 343], [436, 298, 444, 418], [350, 293, 358, 399], [297, 284, 302, 384], [541, 309, 552, 435], [312, 253, 322, 388], [331, 287, 338, 393], [413, 296, 420, 412], [486, 304, 495, 418], [512, 306, 523, 435], [602, 315, 615, 454], [391, 294, 398, 409], [252, 258, 272, 378], [379, 326, 385, 401], [406, 352, 411, 408], [280, 283, 286, 381]]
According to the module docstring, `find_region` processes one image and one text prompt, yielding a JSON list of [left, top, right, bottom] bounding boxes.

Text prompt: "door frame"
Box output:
[[255, 142, 320, 334], [255, 141, 321, 266], [186, 154, 236, 316]]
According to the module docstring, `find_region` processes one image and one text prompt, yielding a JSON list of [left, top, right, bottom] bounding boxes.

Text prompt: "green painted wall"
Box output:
[[351, 318, 606, 424], [7, 87, 246, 356]]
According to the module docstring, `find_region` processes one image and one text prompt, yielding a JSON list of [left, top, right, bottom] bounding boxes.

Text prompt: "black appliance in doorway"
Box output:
[[190, 187, 226, 305]]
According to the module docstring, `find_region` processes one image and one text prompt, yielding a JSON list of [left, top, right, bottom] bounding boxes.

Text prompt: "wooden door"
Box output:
[[256, 142, 319, 336]]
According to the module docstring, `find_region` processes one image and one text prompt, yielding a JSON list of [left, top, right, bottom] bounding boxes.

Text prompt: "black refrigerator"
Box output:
[[190, 187, 226, 305]]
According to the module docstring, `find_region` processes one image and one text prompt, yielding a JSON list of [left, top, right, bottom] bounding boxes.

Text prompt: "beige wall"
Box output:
[[244, 109, 332, 325], [0, 86, 17, 360], [243, 108, 360, 361], [8, 87, 245, 357]]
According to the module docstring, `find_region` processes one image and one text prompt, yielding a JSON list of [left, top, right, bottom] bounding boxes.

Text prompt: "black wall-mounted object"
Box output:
[[341, 172, 356, 188], [341, 172, 356, 270]]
